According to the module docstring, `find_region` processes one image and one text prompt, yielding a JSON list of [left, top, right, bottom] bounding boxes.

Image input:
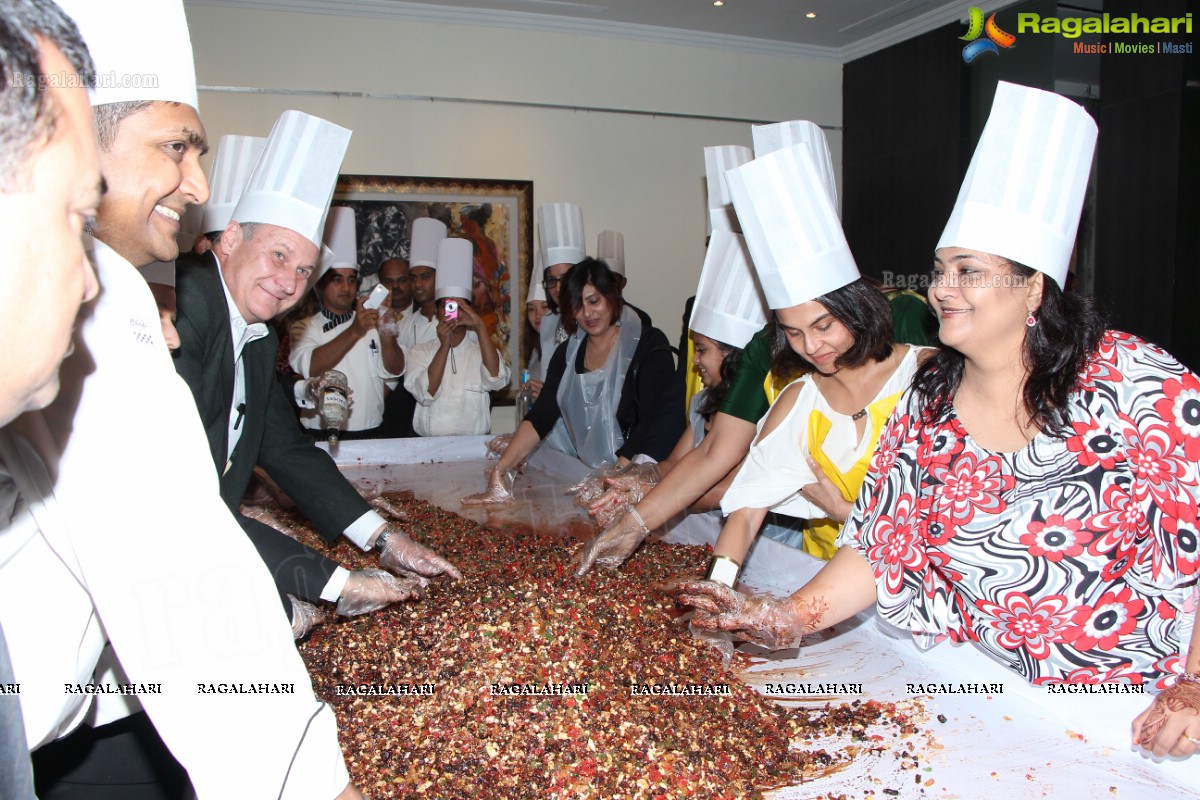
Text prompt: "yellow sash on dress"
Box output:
[[801, 390, 905, 560]]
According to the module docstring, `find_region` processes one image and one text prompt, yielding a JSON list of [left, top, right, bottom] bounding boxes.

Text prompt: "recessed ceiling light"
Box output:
[[713, 1, 724, 6], [806, 12, 818, 19]]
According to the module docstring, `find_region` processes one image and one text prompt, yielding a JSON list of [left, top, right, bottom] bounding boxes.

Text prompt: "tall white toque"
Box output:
[[409, 217, 448, 269], [751, 120, 838, 212], [537, 203, 586, 267], [727, 143, 860, 310], [201, 135, 267, 235], [528, 245, 547, 304], [596, 230, 625, 276], [322, 206, 359, 273], [937, 81, 1097, 287], [231, 110, 352, 249], [704, 145, 753, 235], [434, 238, 473, 301], [58, 0, 198, 110], [689, 229, 768, 349]]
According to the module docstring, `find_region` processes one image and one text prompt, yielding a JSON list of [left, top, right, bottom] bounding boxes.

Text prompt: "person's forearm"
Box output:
[[635, 412, 757, 529], [713, 506, 768, 563], [380, 335, 404, 375], [425, 344, 450, 397], [690, 458, 744, 512], [497, 420, 542, 472], [308, 329, 361, 376], [784, 546, 878, 634], [656, 427, 695, 478]]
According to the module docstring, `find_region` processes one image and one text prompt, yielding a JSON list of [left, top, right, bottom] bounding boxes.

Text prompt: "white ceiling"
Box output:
[[187, 0, 1018, 61]]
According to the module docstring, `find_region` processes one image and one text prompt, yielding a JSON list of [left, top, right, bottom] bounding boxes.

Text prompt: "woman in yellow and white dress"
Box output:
[[699, 138, 932, 587]]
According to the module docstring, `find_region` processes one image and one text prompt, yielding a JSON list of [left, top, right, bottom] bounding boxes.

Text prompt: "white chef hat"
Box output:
[[410, 217, 447, 269], [528, 246, 547, 304], [57, 0, 198, 110], [202, 135, 267, 235], [596, 230, 625, 276], [704, 145, 753, 235], [231, 111, 351, 249], [751, 120, 838, 212], [937, 82, 1097, 287], [321, 206, 359, 273], [689, 229, 768, 349], [435, 238, 473, 301], [537, 203, 586, 267], [727, 142, 860, 310]]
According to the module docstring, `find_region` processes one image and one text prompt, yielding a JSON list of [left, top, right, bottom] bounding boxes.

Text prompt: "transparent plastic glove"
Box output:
[[299, 374, 355, 407], [688, 624, 736, 663], [358, 485, 408, 522], [587, 463, 661, 526], [486, 434, 512, 458], [461, 465, 516, 506], [574, 510, 648, 576], [667, 580, 813, 651], [240, 505, 300, 540], [378, 528, 463, 580], [288, 594, 326, 640], [336, 567, 427, 616], [566, 463, 623, 507]]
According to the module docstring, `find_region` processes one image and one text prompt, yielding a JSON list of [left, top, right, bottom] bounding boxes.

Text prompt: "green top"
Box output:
[[718, 325, 774, 423]]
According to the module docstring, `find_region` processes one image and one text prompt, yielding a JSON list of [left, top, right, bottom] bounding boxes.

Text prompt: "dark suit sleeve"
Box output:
[[616, 327, 682, 462], [238, 514, 340, 609], [253, 368, 374, 545], [524, 340, 568, 438]]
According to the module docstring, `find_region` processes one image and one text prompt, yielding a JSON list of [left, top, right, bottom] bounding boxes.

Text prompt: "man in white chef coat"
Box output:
[[0, 1, 365, 798]]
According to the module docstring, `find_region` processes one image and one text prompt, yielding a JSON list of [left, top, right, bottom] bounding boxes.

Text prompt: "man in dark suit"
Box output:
[[175, 218, 461, 602]]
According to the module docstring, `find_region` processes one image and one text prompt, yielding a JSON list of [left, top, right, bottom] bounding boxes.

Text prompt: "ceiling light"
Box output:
[[806, 12, 818, 19], [713, 1, 724, 6]]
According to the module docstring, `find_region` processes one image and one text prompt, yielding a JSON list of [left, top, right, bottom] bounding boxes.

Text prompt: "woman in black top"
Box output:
[[465, 259, 680, 503]]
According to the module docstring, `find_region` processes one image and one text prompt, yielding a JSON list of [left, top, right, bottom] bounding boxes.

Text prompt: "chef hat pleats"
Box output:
[[751, 120, 838, 212], [689, 229, 768, 349], [57, 0, 198, 109], [537, 203, 586, 267], [202, 135, 267, 235], [704, 145, 753, 235], [596, 230, 624, 276], [322, 206, 359, 273], [937, 82, 1097, 287], [232, 111, 352, 249], [727, 143, 860, 310], [435, 238, 473, 301]]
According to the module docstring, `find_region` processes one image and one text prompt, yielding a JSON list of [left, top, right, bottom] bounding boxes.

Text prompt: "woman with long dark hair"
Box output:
[[672, 83, 1200, 761]]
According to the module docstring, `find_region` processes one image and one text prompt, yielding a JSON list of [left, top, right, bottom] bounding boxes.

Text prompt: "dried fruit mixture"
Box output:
[[288, 495, 923, 799]]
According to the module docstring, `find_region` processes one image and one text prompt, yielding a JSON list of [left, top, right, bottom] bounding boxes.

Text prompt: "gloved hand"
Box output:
[[461, 465, 517, 506], [485, 434, 512, 458], [288, 594, 327, 640], [336, 567, 428, 616], [240, 505, 300, 540], [566, 463, 623, 507], [299, 373, 355, 406], [378, 528, 463, 580], [666, 580, 812, 651], [586, 463, 661, 527], [574, 510, 648, 576], [358, 485, 409, 521]]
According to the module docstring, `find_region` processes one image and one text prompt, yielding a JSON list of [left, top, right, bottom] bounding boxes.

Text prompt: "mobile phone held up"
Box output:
[[362, 283, 389, 311], [444, 300, 459, 322]]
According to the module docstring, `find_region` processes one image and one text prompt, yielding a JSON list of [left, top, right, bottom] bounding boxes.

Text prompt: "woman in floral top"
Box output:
[[671, 83, 1200, 762]]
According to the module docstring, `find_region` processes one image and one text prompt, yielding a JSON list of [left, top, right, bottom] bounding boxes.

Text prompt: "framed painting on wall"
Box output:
[[333, 174, 534, 393]]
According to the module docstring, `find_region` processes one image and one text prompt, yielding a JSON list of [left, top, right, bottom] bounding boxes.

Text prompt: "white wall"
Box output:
[[185, 3, 841, 358]]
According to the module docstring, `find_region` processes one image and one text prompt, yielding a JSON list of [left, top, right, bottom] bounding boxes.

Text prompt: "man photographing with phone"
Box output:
[[405, 237, 509, 436], [291, 207, 406, 439]]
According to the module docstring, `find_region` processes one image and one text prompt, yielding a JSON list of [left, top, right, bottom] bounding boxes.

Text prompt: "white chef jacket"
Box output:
[[406, 332, 510, 436], [394, 308, 438, 351], [0, 238, 350, 799], [289, 312, 401, 432]]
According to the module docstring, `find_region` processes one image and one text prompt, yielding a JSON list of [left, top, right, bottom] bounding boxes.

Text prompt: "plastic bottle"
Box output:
[[515, 369, 532, 423]]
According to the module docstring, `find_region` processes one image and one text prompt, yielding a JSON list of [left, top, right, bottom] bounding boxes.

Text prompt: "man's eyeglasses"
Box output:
[[542, 276, 561, 290]]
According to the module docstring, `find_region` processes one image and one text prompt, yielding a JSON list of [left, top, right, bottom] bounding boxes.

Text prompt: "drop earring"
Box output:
[[1026, 311, 1037, 327]]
